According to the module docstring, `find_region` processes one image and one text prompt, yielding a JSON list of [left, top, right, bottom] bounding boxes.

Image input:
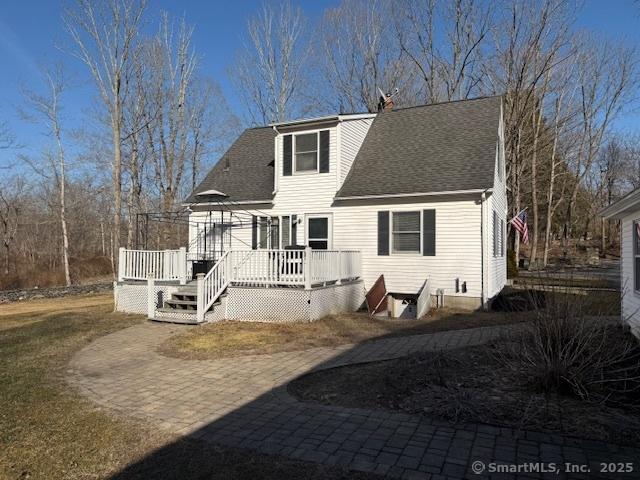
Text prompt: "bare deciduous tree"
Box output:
[[316, 0, 416, 113], [563, 36, 638, 256], [230, 1, 308, 124], [488, 0, 575, 263], [395, 0, 491, 103], [19, 66, 72, 286], [0, 120, 17, 151], [64, 0, 147, 264], [0, 177, 22, 275]]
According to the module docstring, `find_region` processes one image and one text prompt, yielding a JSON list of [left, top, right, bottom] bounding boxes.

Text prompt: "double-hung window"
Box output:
[[295, 133, 318, 173], [392, 211, 421, 254]]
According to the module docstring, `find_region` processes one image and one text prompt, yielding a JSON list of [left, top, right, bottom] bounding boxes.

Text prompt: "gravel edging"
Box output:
[[0, 282, 113, 304]]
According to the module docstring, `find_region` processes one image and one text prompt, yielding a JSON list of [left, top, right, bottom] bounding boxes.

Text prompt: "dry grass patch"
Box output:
[[159, 308, 525, 360], [0, 295, 377, 480], [0, 292, 114, 330]]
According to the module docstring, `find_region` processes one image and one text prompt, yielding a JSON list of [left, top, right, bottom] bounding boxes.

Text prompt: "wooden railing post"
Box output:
[[118, 247, 125, 282], [336, 250, 342, 285], [304, 246, 312, 290], [196, 273, 205, 323], [179, 247, 187, 285], [147, 274, 155, 319]]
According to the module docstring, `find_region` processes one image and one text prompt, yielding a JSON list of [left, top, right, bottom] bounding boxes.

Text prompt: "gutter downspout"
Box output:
[[480, 189, 489, 309]]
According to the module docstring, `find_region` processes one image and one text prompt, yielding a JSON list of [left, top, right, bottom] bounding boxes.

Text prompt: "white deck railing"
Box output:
[[193, 248, 361, 321], [123, 246, 363, 321], [118, 247, 187, 284], [228, 249, 361, 288], [197, 251, 231, 322]]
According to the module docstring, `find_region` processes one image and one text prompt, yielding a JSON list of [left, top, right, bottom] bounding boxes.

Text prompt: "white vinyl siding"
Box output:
[[333, 197, 482, 297], [338, 118, 374, 187], [621, 211, 640, 335], [275, 126, 338, 214], [486, 106, 507, 299]]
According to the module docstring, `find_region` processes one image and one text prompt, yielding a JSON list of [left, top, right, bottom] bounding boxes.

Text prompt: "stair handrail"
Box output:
[[417, 277, 431, 319], [196, 251, 231, 322]]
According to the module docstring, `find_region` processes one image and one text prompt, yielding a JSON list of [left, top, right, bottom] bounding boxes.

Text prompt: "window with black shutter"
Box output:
[[283, 135, 292, 176], [251, 216, 257, 250], [422, 209, 436, 256], [284, 130, 330, 174], [378, 211, 389, 256], [319, 130, 329, 173]]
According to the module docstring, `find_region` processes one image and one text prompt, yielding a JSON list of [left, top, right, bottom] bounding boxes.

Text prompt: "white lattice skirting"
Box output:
[[226, 280, 365, 323], [114, 281, 179, 315], [114, 280, 365, 322]]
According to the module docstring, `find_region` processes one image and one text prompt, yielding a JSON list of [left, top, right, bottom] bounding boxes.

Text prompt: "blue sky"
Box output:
[[0, 0, 639, 167]]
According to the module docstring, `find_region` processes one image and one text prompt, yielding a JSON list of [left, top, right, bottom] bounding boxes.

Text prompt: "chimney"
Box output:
[[377, 91, 395, 112]]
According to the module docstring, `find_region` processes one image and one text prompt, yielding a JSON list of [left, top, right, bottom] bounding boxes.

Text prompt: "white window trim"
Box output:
[[391, 210, 422, 255], [305, 213, 332, 249], [293, 131, 319, 175]]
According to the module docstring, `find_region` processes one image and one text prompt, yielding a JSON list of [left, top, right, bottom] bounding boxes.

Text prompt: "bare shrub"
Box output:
[[498, 280, 640, 406]]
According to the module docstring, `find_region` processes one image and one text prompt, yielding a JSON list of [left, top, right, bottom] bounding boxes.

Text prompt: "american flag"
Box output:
[[510, 210, 529, 244]]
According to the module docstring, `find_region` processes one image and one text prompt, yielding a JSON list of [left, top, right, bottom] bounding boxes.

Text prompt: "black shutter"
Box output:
[[251, 215, 257, 250], [291, 214, 298, 246], [319, 130, 329, 173], [283, 135, 292, 176], [378, 211, 389, 256], [423, 210, 436, 256]]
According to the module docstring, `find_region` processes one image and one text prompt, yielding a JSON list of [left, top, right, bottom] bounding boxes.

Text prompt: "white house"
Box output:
[[601, 189, 640, 337], [114, 96, 507, 323]]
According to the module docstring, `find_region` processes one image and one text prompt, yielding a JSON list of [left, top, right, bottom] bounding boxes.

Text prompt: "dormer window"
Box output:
[[295, 133, 319, 173], [282, 130, 329, 176]]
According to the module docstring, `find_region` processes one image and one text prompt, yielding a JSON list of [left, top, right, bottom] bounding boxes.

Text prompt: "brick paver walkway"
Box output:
[[67, 322, 639, 479]]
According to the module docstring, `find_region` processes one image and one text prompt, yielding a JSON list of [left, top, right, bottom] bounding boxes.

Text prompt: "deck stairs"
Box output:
[[152, 282, 226, 325]]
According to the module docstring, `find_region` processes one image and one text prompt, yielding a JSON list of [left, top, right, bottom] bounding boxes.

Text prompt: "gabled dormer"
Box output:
[[270, 114, 376, 203]]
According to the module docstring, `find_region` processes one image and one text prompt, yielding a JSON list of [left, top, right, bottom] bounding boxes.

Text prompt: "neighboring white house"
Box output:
[[185, 95, 507, 310], [601, 189, 640, 337]]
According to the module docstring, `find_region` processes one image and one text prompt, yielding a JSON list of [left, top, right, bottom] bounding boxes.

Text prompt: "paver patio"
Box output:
[[67, 322, 639, 479]]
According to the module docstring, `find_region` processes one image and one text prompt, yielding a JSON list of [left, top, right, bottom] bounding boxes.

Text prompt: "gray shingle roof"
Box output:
[[336, 96, 501, 198], [186, 127, 275, 204]]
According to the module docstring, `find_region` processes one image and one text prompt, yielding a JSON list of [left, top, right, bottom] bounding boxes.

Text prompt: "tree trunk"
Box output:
[[3, 242, 9, 275], [542, 98, 562, 267], [112, 109, 123, 274], [60, 158, 71, 286], [529, 113, 541, 268], [100, 221, 106, 256]]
